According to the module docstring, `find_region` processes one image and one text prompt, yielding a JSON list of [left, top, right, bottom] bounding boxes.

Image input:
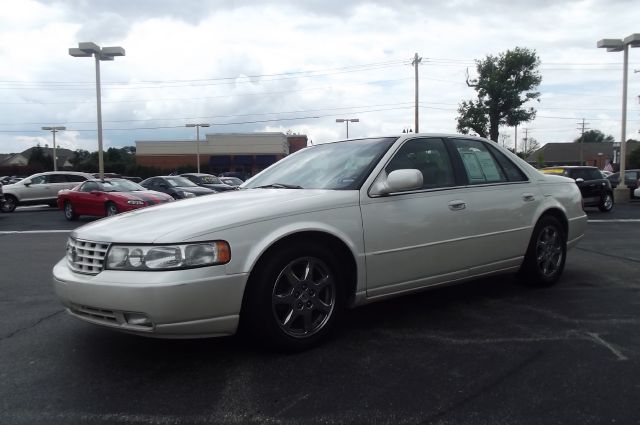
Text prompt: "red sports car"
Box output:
[[57, 178, 174, 221]]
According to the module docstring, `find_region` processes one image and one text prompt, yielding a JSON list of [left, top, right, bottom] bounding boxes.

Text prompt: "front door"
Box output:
[[361, 137, 470, 298]]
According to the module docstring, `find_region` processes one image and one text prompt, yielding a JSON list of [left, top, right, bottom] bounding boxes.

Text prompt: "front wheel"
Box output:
[[519, 216, 567, 287], [64, 201, 78, 221], [242, 244, 345, 351], [598, 192, 614, 212], [105, 202, 118, 217]]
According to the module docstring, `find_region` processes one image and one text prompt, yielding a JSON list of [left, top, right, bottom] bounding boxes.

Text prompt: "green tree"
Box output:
[[574, 129, 615, 143], [629, 143, 640, 169], [457, 47, 542, 142], [28, 145, 51, 170]]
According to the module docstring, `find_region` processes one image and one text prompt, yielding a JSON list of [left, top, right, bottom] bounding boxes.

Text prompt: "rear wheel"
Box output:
[[242, 243, 345, 351], [63, 201, 78, 221], [519, 216, 566, 287], [105, 202, 118, 217], [1, 195, 17, 213], [598, 192, 614, 212]]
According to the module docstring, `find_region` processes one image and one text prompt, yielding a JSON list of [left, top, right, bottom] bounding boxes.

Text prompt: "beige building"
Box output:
[[136, 132, 307, 176]]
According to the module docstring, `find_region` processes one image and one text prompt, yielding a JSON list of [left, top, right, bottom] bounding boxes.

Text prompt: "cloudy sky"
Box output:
[[0, 0, 639, 155]]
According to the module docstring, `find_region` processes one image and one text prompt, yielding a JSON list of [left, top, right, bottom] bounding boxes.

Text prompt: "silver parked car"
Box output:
[[2, 171, 94, 212], [53, 134, 587, 350]]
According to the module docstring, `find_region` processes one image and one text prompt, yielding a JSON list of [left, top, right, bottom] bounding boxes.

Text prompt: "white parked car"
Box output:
[[53, 134, 587, 350], [2, 171, 94, 212], [634, 186, 640, 198]]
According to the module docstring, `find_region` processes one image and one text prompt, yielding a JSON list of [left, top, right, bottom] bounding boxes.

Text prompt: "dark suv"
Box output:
[[541, 166, 614, 212], [606, 169, 640, 199]]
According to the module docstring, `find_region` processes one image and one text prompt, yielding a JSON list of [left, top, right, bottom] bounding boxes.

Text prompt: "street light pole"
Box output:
[[69, 42, 125, 180], [597, 34, 640, 203], [335, 118, 359, 139], [41, 126, 66, 171], [186, 124, 210, 173]]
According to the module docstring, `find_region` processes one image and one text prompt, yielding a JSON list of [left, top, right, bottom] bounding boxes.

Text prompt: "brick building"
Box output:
[[136, 132, 308, 176]]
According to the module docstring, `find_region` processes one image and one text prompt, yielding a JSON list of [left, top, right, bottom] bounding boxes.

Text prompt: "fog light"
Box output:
[[123, 312, 153, 327]]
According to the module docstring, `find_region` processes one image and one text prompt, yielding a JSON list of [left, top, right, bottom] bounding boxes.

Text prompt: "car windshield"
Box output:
[[243, 137, 397, 190], [199, 175, 222, 184], [99, 179, 146, 192], [165, 177, 199, 187]]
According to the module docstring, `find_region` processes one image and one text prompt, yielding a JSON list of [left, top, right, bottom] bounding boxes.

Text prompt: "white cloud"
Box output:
[[1, 0, 639, 158]]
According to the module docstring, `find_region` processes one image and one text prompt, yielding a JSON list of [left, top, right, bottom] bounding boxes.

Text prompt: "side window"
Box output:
[[49, 174, 67, 183], [80, 182, 98, 192], [385, 138, 455, 189], [586, 169, 603, 180], [30, 175, 48, 184], [485, 145, 528, 182], [66, 174, 87, 183], [571, 169, 589, 180], [452, 139, 507, 184]]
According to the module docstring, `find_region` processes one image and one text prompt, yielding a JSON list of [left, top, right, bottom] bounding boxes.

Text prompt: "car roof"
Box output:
[[541, 166, 598, 169]]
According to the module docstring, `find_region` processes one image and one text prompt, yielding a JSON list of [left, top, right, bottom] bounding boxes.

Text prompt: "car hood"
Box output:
[[111, 190, 173, 202], [176, 186, 215, 194], [71, 189, 360, 243]]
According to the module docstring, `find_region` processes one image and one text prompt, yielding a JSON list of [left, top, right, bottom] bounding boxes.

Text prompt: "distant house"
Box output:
[[0, 146, 75, 169], [526, 141, 640, 170]]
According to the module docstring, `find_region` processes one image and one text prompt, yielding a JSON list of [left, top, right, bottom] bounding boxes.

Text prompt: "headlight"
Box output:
[[127, 200, 145, 205], [181, 191, 196, 198], [106, 241, 230, 271]]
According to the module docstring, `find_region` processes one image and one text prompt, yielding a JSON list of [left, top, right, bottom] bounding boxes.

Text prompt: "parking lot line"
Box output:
[[0, 230, 71, 235], [588, 219, 640, 223]]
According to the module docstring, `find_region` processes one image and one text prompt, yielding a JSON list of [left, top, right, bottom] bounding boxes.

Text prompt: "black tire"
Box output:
[[63, 201, 78, 221], [598, 192, 614, 212], [105, 202, 118, 217], [241, 243, 346, 351], [519, 215, 567, 287], [1, 195, 17, 213]]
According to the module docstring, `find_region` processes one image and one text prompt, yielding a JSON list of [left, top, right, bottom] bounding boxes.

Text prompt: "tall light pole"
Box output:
[[335, 118, 359, 139], [41, 126, 66, 171], [186, 123, 210, 173], [69, 42, 125, 180], [598, 34, 640, 203]]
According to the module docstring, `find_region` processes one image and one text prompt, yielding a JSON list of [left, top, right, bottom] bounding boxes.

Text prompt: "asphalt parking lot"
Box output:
[[1, 203, 640, 425]]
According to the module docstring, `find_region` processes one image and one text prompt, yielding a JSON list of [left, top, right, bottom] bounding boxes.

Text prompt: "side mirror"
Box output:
[[370, 169, 423, 196], [23, 180, 31, 187], [575, 178, 584, 183]]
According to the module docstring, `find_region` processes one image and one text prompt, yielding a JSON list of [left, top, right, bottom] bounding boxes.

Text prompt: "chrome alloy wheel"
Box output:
[[602, 194, 613, 210], [271, 257, 336, 338], [64, 202, 74, 219], [535, 225, 564, 277], [106, 203, 118, 216]]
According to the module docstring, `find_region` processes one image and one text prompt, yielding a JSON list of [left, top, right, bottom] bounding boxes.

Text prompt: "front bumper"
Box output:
[[53, 259, 248, 338]]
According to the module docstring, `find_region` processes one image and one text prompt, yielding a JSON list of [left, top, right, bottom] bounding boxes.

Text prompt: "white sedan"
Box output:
[[53, 134, 587, 350]]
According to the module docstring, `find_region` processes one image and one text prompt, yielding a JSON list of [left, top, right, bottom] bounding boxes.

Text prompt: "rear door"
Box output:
[[449, 138, 539, 274]]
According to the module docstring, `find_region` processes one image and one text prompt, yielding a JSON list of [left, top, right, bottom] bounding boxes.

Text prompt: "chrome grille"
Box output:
[[66, 238, 110, 275]]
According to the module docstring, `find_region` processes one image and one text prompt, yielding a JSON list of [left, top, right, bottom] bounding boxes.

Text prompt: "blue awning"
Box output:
[[210, 155, 231, 166], [255, 155, 277, 166], [233, 155, 253, 165]]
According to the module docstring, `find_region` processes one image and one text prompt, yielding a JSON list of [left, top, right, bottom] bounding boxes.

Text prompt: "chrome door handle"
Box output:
[[448, 200, 466, 211], [522, 193, 535, 202]]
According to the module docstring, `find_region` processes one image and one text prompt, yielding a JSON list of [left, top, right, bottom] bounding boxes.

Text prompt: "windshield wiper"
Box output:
[[254, 183, 303, 189]]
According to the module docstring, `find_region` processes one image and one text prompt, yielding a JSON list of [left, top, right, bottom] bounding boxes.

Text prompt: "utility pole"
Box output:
[[523, 128, 530, 157], [577, 118, 590, 166], [411, 53, 422, 133], [514, 125, 518, 154]]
